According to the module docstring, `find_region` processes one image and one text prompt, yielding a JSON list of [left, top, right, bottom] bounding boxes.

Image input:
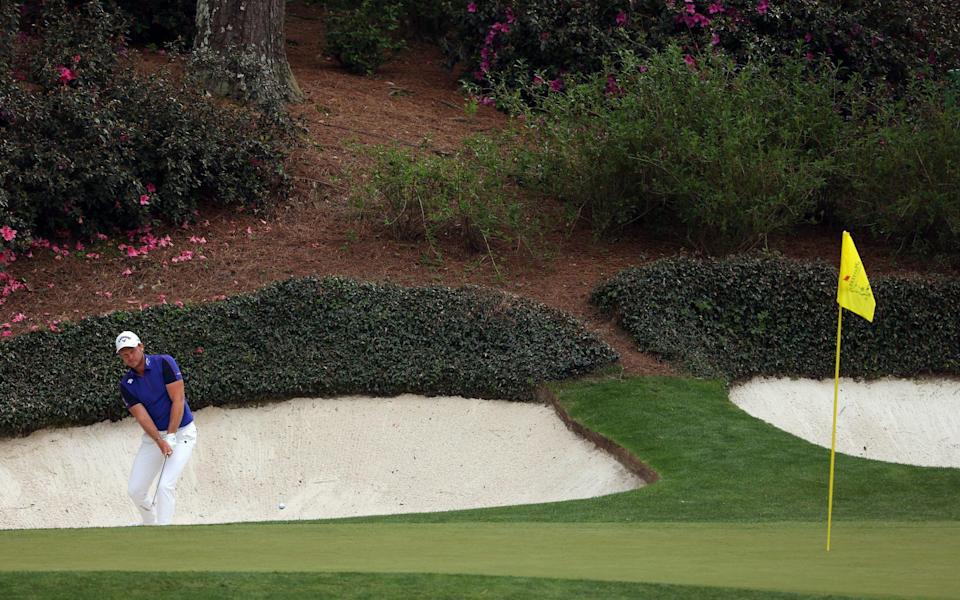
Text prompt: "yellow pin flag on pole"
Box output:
[[827, 231, 876, 551]]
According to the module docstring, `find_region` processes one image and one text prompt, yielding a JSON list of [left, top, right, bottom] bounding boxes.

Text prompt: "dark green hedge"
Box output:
[[591, 255, 960, 381], [0, 278, 617, 437]]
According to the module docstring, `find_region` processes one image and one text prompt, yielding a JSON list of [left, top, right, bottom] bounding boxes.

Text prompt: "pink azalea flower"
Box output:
[[804, 32, 812, 43], [171, 250, 194, 263], [711, 32, 721, 45], [104, 291, 113, 299], [1, 322, 10, 329], [57, 66, 76, 84], [756, 0, 768, 15], [685, 1, 696, 14], [0, 225, 16, 242], [120, 268, 133, 277], [1, 330, 10, 338], [684, 54, 697, 67], [146, 183, 156, 193], [532, 75, 545, 86], [175, 300, 185, 308], [616, 10, 628, 26], [157, 294, 167, 304], [189, 236, 207, 244], [85, 252, 101, 260], [639, 65, 649, 73], [467, 2, 476, 12], [139, 194, 150, 205], [12, 313, 25, 323], [195, 346, 204, 354], [549, 78, 564, 92], [805, 52, 814, 62], [73, 55, 81, 63], [708, 2, 724, 14]]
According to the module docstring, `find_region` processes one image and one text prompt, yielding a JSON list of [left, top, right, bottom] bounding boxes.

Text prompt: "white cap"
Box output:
[[115, 331, 142, 353]]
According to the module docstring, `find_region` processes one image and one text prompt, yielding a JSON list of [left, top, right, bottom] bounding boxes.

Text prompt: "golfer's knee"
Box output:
[[128, 481, 148, 500]]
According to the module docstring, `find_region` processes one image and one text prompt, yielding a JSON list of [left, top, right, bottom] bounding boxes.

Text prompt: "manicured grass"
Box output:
[[1, 522, 958, 598], [348, 377, 960, 523], [0, 571, 862, 600]]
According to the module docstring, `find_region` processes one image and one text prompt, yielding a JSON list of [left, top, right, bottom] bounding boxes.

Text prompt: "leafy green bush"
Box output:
[[0, 0, 290, 250], [324, 0, 406, 74], [105, 0, 196, 48], [836, 80, 960, 254], [0, 277, 618, 437], [346, 138, 541, 259], [498, 48, 852, 253], [592, 255, 960, 381]]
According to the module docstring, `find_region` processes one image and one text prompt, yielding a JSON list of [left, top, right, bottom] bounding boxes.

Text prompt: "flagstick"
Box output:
[[827, 305, 843, 551]]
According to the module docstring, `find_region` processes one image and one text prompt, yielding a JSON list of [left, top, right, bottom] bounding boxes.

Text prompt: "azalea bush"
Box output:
[[592, 255, 960, 380], [447, 1, 960, 97], [0, 277, 618, 436], [0, 1, 291, 257], [496, 47, 853, 253]]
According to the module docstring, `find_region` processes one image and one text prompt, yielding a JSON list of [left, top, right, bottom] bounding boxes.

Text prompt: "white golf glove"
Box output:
[[162, 432, 177, 445]]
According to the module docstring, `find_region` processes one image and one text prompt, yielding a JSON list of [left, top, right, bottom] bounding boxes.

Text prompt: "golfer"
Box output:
[[116, 331, 197, 525]]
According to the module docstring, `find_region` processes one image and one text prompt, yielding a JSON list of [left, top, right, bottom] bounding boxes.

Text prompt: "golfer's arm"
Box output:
[[165, 379, 185, 436], [129, 404, 162, 444]]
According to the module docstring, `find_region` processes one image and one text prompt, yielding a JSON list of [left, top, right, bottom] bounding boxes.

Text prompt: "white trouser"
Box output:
[[127, 421, 197, 525]]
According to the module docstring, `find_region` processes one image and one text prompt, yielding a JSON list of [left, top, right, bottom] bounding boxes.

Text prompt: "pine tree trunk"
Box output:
[[193, 0, 302, 105]]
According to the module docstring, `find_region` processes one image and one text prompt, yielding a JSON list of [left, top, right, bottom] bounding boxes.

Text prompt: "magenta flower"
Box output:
[[56, 66, 75, 84], [139, 194, 150, 205], [467, 2, 476, 13], [605, 75, 623, 96], [72, 54, 81, 64], [616, 10, 628, 26], [12, 312, 25, 323], [711, 32, 721, 45], [683, 54, 697, 67], [0, 225, 16, 242], [532, 74, 545, 86], [804, 32, 812, 43], [756, 0, 768, 15], [685, 1, 696, 14], [146, 183, 156, 193], [708, 2, 724, 14], [549, 78, 564, 92]]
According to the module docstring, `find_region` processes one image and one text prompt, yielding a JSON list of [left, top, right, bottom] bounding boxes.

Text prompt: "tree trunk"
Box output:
[[193, 0, 302, 105]]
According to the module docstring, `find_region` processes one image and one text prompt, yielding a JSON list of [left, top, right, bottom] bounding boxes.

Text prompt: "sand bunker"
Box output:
[[729, 377, 960, 468], [0, 395, 644, 529]]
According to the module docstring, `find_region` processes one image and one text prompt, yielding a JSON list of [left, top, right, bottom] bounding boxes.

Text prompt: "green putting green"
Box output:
[[1, 521, 958, 599]]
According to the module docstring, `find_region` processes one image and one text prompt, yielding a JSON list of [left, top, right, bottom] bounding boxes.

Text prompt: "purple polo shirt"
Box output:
[[119, 354, 194, 431]]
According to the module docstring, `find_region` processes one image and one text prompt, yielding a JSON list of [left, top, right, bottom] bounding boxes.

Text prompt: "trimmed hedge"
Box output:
[[591, 255, 960, 381], [0, 277, 617, 437]]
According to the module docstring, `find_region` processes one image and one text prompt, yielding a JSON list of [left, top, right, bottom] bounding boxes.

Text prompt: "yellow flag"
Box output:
[[837, 231, 876, 322]]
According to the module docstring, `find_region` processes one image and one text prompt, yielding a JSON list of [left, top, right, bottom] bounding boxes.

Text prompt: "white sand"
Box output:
[[729, 377, 960, 468], [0, 395, 644, 530]]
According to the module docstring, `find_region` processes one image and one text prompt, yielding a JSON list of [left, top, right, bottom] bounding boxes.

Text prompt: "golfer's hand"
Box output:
[[157, 435, 174, 457]]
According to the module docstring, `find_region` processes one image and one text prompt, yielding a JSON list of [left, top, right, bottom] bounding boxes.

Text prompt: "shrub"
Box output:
[[835, 79, 960, 254], [447, 1, 960, 95], [497, 47, 853, 253], [324, 0, 406, 74], [346, 138, 542, 260], [0, 1, 291, 252], [0, 277, 618, 437], [104, 0, 196, 48], [592, 254, 960, 381]]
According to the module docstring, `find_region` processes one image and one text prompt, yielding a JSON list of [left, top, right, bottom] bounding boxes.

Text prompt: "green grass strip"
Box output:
[[350, 377, 960, 523], [0, 571, 862, 600], [0, 522, 957, 599]]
